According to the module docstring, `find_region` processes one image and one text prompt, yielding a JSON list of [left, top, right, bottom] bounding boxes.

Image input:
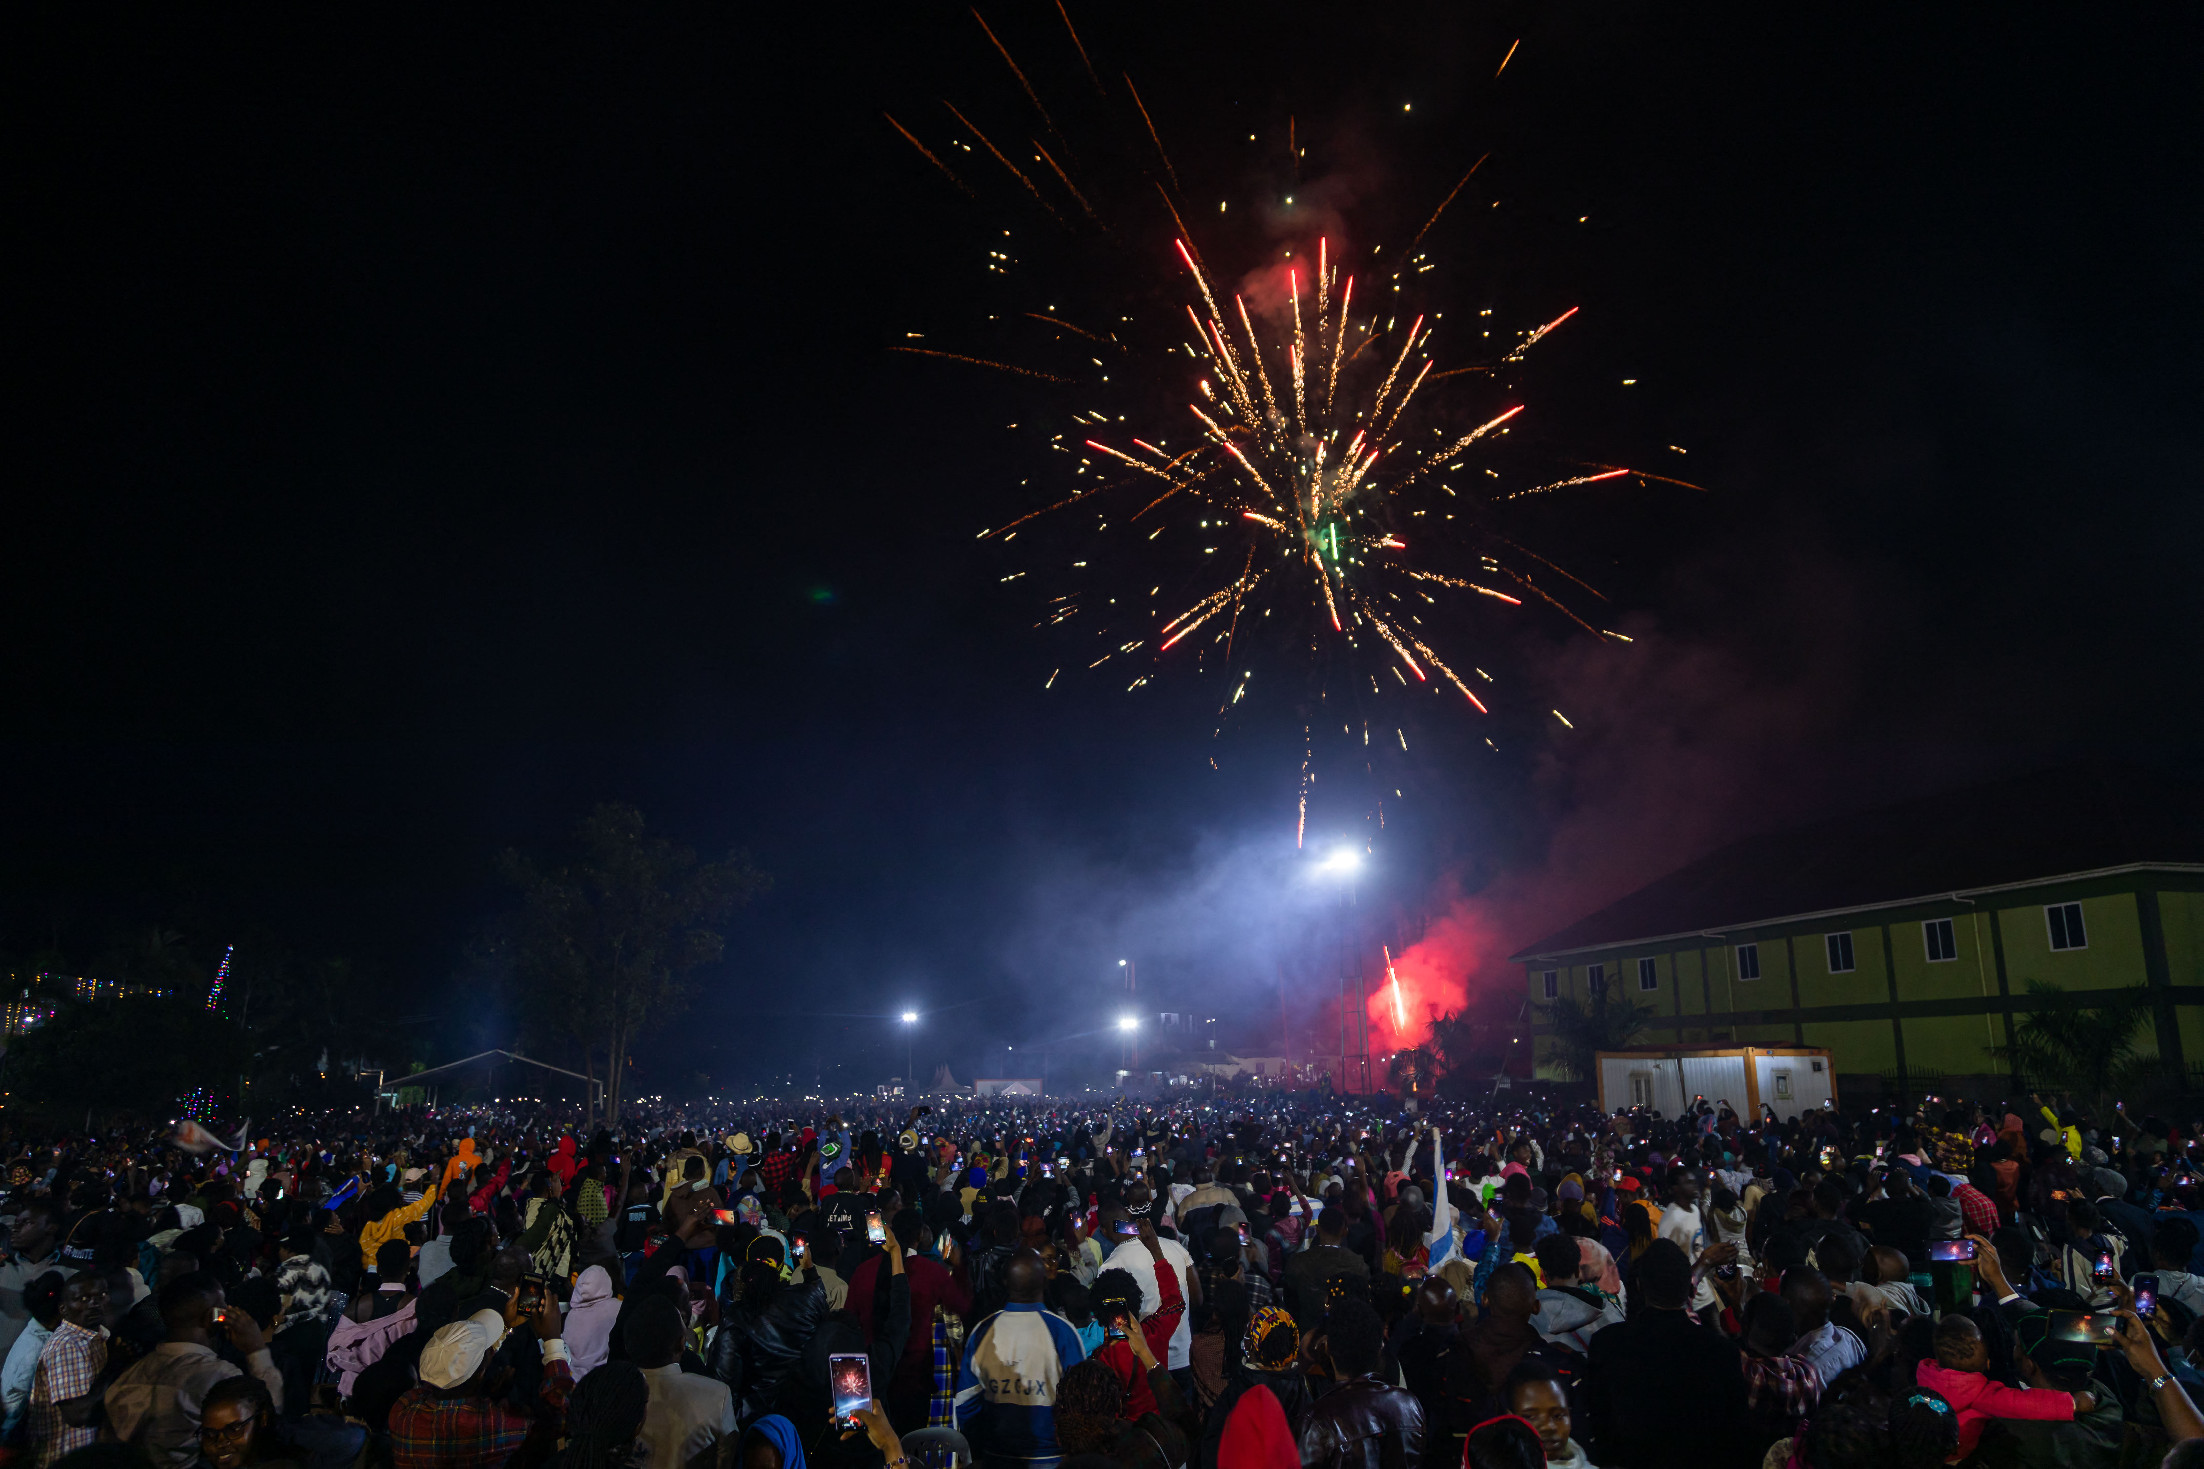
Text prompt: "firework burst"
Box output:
[[890, 11, 1700, 832]]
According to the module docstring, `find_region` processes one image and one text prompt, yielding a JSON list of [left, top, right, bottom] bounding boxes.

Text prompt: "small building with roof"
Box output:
[[1509, 763, 2204, 1101]]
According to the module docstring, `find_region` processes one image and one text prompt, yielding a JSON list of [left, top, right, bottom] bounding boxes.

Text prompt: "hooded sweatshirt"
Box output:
[[1914, 1360, 2074, 1460], [547, 1137, 581, 1189], [1532, 1285, 1625, 1354], [1216, 1384, 1297, 1469], [439, 1140, 480, 1196], [565, 1266, 620, 1379]]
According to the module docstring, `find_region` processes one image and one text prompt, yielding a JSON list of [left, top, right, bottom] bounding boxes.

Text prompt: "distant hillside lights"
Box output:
[[2, 972, 174, 1035]]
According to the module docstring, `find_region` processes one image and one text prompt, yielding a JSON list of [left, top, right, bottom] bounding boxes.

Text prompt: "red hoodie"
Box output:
[[547, 1136, 580, 1188], [1915, 1360, 2074, 1460]]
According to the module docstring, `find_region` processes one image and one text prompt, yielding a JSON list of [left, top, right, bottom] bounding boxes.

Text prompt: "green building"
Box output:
[[1510, 764, 2204, 1100]]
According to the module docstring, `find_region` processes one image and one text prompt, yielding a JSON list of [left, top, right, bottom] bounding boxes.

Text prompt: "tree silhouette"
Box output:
[[1993, 980, 2152, 1116], [503, 803, 767, 1122], [1536, 988, 1655, 1081]]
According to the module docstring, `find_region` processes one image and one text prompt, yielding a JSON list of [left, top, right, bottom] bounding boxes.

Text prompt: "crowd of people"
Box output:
[[1, 1086, 2202, 1469]]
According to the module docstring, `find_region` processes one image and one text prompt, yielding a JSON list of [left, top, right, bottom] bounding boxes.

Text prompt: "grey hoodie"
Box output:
[[1533, 1285, 1625, 1354]]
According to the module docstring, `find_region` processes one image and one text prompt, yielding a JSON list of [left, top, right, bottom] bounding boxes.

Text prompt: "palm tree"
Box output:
[[1536, 988, 1655, 1081], [1993, 980, 2152, 1116], [1387, 1045, 1438, 1096]]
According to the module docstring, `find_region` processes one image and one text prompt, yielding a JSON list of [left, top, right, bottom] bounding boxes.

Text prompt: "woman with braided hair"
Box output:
[[552, 1362, 650, 1469], [1051, 1358, 1188, 1469], [1194, 1308, 1308, 1469]]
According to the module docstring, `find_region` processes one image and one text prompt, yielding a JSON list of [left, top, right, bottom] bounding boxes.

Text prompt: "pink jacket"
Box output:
[[325, 1296, 419, 1397], [1915, 1360, 2074, 1460]]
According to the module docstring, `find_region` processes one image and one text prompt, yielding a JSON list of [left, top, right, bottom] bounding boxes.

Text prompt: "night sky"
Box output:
[[7, 6, 2201, 1093]]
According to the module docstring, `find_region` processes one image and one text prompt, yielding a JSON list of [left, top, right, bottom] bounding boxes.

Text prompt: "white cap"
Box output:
[[418, 1309, 507, 1389]]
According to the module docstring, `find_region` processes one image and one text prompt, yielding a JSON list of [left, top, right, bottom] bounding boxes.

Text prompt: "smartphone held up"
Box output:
[[829, 1352, 871, 1429]]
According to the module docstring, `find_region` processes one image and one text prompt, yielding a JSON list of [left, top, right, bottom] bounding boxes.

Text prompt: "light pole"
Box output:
[[1117, 1013, 1140, 1073], [900, 1011, 918, 1094]]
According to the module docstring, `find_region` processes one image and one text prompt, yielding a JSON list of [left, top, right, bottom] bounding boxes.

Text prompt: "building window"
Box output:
[[1736, 943, 1761, 980], [1588, 963, 1606, 995], [2047, 902, 2087, 951], [1540, 970, 1557, 1000], [1825, 932, 1855, 973], [1638, 956, 1659, 991], [1629, 1074, 1654, 1108], [1925, 918, 1958, 962]]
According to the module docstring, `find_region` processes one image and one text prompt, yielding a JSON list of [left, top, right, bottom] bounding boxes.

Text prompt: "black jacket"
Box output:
[[710, 1276, 830, 1423], [1584, 1308, 1756, 1469], [1292, 1374, 1425, 1469]]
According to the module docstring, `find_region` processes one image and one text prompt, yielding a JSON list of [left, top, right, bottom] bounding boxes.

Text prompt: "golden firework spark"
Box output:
[[887, 18, 1704, 833]]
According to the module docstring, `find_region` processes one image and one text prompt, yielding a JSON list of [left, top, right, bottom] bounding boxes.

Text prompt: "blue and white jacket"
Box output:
[[954, 1300, 1087, 1467]]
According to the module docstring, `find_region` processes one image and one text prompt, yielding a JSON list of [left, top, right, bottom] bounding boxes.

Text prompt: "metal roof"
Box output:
[[1510, 761, 2204, 962]]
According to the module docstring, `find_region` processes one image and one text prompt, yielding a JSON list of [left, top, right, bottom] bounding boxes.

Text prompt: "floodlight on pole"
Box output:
[[899, 1011, 918, 1093], [1117, 1015, 1139, 1032], [1318, 848, 1363, 877]]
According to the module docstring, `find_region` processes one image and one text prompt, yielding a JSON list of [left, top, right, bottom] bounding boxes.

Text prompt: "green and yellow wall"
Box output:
[[1523, 869, 2204, 1094]]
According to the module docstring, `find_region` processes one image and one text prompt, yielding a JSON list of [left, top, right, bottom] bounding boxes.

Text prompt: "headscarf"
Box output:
[[273, 1255, 341, 1334], [741, 1415, 807, 1469], [1218, 1384, 1298, 1469], [1241, 1306, 1300, 1373], [566, 1266, 621, 1379], [1557, 1174, 1597, 1233]]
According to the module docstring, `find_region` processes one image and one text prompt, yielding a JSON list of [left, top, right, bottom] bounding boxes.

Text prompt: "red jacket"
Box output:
[[1092, 1250, 1184, 1420], [1916, 1360, 2074, 1460]]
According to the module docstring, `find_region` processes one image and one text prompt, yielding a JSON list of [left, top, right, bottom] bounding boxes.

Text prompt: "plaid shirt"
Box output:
[[29, 1320, 106, 1467], [1741, 1350, 1824, 1420], [759, 1149, 796, 1200], [1954, 1182, 1999, 1238], [389, 1353, 571, 1469], [928, 1305, 964, 1428]]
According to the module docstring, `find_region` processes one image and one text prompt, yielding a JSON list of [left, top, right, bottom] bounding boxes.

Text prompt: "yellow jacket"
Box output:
[[360, 1181, 441, 1266], [2039, 1104, 2084, 1160]]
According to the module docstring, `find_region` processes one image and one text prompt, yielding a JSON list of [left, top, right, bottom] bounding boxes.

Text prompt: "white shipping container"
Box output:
[[1596, 1046, 1837, 1120], [1753, 1051, 1837, 1120], [1679, 1054, 1750, 1113]]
